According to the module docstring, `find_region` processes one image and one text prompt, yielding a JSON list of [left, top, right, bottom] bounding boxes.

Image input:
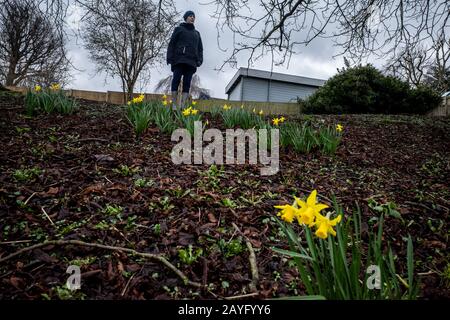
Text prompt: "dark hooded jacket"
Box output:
[[167, 23, 203, 71]]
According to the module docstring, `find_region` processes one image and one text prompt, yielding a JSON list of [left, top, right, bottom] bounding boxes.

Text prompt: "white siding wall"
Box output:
[[269, 81, 318, 102], [228, 78, 242, 101], [228, 77, 320, 102], [242, 77, 269, 102]]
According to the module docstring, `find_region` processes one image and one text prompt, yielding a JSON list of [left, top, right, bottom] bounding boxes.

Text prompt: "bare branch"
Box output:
[[81, 0, 177, 100], [0, 0, 71, 87], [206, 0, 450, 70]]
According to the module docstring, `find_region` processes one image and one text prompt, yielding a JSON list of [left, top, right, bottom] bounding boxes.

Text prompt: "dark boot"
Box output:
[[181, 92, 190, 109], [171, 91, 178, 110]]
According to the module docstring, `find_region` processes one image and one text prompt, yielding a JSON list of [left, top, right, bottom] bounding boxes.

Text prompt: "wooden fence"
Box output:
[[5, 86, 450, 116]]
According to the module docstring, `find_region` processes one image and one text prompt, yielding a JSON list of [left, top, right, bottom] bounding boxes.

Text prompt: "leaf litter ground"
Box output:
[[0, 92, 449, 299]]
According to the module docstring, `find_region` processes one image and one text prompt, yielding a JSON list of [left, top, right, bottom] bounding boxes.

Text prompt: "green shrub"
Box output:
[[303, 65, 441, 114], [407, 85, 443, 114]]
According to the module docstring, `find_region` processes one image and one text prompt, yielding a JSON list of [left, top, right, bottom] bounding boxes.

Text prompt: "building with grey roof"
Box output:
[[225, 67, 326, 103]]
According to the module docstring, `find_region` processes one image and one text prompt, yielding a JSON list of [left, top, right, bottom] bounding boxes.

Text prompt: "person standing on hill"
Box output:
[[167, 10, 203, 109]]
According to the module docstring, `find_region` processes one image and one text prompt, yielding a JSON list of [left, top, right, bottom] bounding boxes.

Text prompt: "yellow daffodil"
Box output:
[[274, 204, 299, 224], [182, 107, 192, 116], [192, 101, 197, 106], [272, 118, 280, 126], [163, 94, 167, 100], [191, 108, 198, 115], [34, 85, 42, 92], [128, 93, 145, 104], [163, 100, 168, 106], [259, 110, 264, 116], [169, 100, 173, 104], [241, 105, 244, 109], [313, 212, 342, 239], [295, 190, 329, 227], [279, 116, 286, 122], [298, 206, 316, 226], [252, 108, 256, 113], [223, 104, 231, 110], [336, 124, 343, 132], [50, 83, 60, 91]]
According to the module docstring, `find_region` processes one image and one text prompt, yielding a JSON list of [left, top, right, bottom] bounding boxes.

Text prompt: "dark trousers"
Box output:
[[171, 63, 196, 93]]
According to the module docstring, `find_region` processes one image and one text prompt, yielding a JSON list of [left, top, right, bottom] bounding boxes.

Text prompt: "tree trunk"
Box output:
[[5, 70, 16, 86], [126, 81, 135, 103], [5, 56, 18, 86], [121, 78, 127, 105]]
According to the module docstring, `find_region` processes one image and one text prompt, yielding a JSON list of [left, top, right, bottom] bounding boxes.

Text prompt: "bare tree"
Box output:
[[154, 74, 211, 99], [81, 0, 177, 101], [424, 65, 450, 93], [385, 46, 429, 87], [208, 0, 449, 69], [426, 33, 450, 92], [383, 10, 449, 91], [0, 0, 71, 87]]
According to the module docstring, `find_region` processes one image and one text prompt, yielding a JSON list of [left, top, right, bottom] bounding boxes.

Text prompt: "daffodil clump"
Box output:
[[127, 94, 145, 105], [182, 106, 199, 116], [126, 97, 151, 138], [251, 108, 265, 116], [318, 124, 343, 154], [221, 105, 264, 129], [272, 116, 286, 126], [275, 190, 341, 239], [49, 83, 61, 91], [25, 83, 77, 115], [176, 103, 202, 136], [161, 94, 172, 107], [126, 95, 202, 138], [272, 190, 419, 300], [278, 120, 344, 155]]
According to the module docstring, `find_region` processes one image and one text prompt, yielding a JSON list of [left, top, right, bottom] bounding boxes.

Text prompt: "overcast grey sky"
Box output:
[[65, 0, 370, 99]]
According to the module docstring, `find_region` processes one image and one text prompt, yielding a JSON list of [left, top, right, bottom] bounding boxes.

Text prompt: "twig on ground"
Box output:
[[0, 240, 32, 245], [78, 138, 109, 143], [232, 223, 259, 293], [0, 240, 203, 288], [121, 273, 136, 297], [404, 201, 440, 215], [24, 192, 36, 205], [224, 292, 259, 300], [40, 207, 55, 226]]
